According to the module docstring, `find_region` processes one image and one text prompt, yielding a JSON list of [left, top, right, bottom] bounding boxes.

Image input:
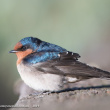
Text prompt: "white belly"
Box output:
[[17, 62, 63, 91]]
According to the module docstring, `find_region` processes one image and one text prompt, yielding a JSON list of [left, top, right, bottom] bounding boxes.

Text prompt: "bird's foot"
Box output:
[[42, 91, 52, 95], [29, 91, 52, 96]]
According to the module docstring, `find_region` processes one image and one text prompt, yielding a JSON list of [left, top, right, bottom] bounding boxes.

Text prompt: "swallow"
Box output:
[[9, 37, 110, 92]]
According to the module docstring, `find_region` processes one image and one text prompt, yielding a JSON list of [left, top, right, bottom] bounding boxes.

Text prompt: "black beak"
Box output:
[[9, 50, 18, 53]]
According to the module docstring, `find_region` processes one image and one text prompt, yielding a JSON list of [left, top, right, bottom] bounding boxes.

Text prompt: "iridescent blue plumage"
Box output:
[[20, 37, 39, 51], [24, 52, 60, 64], [37, 42, 66, 52], [20, 37, 67, 52], [20, 37, 67, 64]]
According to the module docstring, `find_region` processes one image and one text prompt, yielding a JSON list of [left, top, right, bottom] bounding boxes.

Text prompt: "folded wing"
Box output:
[[34, 52, 110, 79]]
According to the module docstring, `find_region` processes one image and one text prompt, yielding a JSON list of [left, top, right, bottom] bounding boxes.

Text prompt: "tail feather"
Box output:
[[76, 61, 110, 79]]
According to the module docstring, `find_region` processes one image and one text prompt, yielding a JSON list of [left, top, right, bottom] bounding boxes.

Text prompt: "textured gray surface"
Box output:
[[10, 86, 110, 110]]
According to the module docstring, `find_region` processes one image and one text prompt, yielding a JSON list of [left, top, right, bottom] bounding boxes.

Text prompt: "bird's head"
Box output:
[[9, 37, 42, 64], [9, 37, 67, 64]]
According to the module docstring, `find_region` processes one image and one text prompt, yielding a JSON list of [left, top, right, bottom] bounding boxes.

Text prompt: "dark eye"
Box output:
[[21, 46, 27, 51]]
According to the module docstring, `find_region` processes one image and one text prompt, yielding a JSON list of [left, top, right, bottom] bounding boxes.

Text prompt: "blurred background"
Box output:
[[0, 0, 110, 105]]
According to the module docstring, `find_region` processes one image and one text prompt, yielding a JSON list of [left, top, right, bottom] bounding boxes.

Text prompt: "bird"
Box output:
[[9, 37, 110, 92]]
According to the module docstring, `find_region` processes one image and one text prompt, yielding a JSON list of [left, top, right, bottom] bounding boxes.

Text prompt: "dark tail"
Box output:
[[72, 61, 110, 79], [90, 66, 110, 79]]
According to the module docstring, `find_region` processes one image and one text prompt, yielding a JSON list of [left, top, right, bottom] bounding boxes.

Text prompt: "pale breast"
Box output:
[[17, 62, 64, 91]]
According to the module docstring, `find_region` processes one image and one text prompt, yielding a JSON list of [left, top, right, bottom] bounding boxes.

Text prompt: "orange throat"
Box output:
[[16, 49, 33, 65]]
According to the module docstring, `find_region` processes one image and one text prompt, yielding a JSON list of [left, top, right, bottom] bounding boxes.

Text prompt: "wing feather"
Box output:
[[27, 51, 110, 79], [34, 59, 110, 79]]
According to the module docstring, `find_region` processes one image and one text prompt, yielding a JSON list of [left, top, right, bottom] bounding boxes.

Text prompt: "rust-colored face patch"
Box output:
[[13, 42, 33, 64], [14, 42, 22, 50], [16, 49, 33, 65]]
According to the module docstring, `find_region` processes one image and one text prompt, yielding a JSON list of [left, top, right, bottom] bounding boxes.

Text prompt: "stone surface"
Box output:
[[10, 87, 110, 110]]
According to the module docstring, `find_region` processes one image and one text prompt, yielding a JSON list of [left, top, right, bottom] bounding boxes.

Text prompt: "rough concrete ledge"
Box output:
[[10, 87, 110, 110]]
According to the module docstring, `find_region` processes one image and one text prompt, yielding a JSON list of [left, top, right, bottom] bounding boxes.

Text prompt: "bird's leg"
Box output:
[[29, 91, 44, 96], [29, 90, 52, 96], [42, 91, 52, 95]]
